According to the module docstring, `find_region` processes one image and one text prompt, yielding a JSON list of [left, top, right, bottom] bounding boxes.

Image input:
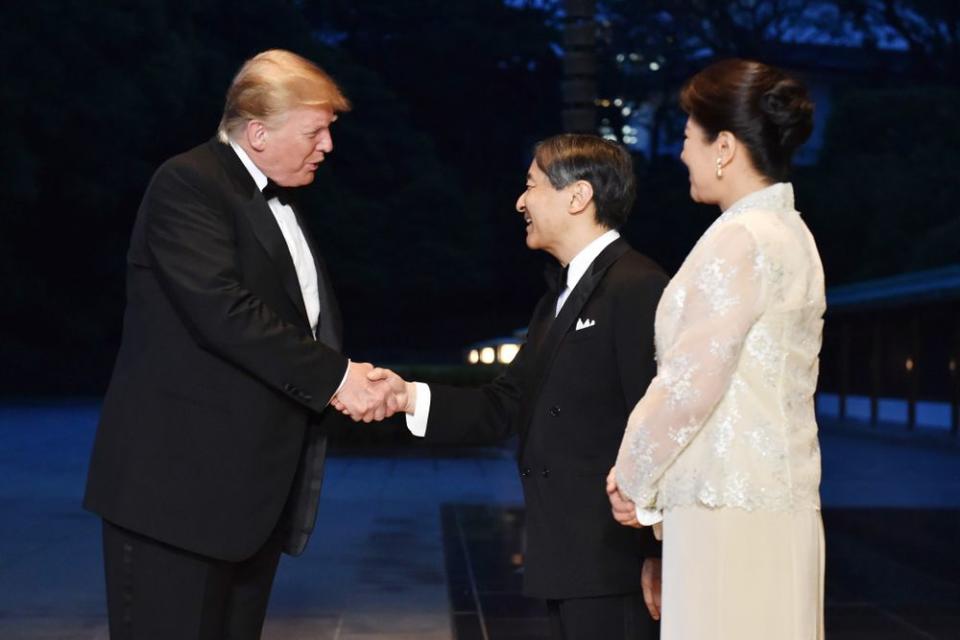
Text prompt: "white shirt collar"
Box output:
[[228, 140, 269, 191], [564, 229, 621, 291]]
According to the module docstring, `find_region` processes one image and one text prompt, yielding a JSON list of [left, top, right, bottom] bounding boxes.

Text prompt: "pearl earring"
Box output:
[[715, 157, 723, 179]]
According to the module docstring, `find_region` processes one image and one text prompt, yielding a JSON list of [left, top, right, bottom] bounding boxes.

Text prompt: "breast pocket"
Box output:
[[563, 325, 601, 344]]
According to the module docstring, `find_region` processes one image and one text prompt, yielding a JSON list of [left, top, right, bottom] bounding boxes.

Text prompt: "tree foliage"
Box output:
[[1, 0, 562, 392]]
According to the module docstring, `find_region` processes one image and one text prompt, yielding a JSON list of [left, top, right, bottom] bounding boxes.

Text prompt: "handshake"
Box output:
[[330, 361, 415, 422]]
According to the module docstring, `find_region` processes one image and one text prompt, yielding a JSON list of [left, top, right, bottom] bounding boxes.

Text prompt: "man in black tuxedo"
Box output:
[[361, 134, 668, 639], [84, 50, 401, 639]]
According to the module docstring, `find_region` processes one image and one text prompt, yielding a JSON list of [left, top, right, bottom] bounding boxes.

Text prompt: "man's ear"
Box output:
[[568, 180, 594, 215], [245, 120, 269, 152]]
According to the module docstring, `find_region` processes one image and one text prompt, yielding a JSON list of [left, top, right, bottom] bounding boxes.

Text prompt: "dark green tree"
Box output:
[[0, 0, 486, 391], [798, 85, 960, 282]]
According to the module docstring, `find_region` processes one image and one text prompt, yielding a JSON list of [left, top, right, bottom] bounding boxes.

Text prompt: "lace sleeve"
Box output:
[[614, 222, 765, 508]]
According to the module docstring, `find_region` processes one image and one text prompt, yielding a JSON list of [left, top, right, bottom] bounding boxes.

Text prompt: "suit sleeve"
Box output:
[[143, 160, 348, 414], [422, 338, 531, 446], [614, 268, 669, 558], [615, 270, 669, 405]]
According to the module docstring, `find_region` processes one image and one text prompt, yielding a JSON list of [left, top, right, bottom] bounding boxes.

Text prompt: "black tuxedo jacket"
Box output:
[[84, 138, 347, 562], [425, 239, 668, 600]]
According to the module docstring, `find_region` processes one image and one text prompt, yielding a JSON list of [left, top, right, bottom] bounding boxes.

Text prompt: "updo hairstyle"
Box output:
[[680, 59, 814, 182]]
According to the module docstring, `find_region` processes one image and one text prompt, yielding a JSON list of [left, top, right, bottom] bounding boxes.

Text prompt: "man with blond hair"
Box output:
[[84, 49, 398, 639]]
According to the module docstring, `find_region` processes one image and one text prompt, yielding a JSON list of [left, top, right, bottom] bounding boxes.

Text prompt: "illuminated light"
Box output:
[[602, 133, 618, 141], [649, 61, 661, 71], [905, 358, 914, 372], [622, 125, 633, 134], [480, 347, 496, 364], [951, 359, 957, 372], [616, 53, 625, 63], [498, 343, 521, 364], [621, 107, 632, 116], [468, 349, 480, 364], [614, 98, 623, 107], [629, 52, 640, 62]]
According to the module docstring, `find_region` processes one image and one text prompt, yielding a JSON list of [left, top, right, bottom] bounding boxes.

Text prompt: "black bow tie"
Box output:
[[544, 262, 569, 294], [261, 180, 294, 206]]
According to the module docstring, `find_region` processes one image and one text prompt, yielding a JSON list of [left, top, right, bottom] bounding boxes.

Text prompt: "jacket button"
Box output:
[[521, 467, 532, 478], [549, 405, 560, 417], [541, 467, 550, 478]]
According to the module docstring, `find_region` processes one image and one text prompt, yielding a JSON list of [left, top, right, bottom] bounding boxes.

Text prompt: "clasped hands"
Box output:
[[330, 361, 414, 422], [607, 467, 663, 621], [606, 466, 643, 528]]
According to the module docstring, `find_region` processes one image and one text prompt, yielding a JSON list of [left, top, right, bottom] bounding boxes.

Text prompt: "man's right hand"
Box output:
[[331, 362, 413, 422], [366, 367, 416, 415], [332, 361, 399, 423]]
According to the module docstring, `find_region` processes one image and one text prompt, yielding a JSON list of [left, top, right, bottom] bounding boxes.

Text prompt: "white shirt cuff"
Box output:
[[405, 382, 431, 437], [636, 507, 663, 527]]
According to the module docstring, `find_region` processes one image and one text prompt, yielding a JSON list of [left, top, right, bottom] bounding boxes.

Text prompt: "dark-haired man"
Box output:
[[365, 134, 667, 639]]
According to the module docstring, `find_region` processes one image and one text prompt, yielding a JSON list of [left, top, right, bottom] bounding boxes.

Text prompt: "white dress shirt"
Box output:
[[405, 229, 621, 437], [230, 142, 321, 335], [229, 141, 349, 396], [555, 229, 620, 316]]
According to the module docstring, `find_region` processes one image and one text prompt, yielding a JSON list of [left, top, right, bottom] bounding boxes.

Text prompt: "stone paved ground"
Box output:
[[1, 403, 958, 639]]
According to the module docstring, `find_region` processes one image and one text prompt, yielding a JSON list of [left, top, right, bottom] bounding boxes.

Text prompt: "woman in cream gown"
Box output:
[[610, 59, 825, 639]]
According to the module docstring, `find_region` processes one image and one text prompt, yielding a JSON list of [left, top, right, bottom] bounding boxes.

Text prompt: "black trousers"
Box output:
[[101, 519, 284, 640], [547, 592, 658, 640]]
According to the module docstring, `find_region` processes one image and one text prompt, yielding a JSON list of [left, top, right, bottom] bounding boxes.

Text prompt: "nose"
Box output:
[[317, 132, 333, 154], [516, 191, 526, 213]]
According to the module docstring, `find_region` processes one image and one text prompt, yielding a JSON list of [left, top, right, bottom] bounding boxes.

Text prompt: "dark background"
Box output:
[[2, 0, 958, 395]]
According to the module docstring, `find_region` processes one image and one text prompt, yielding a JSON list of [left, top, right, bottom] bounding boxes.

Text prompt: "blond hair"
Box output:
[[217, 49, 351, 143]]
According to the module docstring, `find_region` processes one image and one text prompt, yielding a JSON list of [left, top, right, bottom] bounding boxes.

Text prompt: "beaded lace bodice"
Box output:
[[615, 183, 825, 513]]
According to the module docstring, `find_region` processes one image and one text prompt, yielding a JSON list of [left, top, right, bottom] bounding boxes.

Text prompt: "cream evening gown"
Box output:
[[616, 182, 826, 639]]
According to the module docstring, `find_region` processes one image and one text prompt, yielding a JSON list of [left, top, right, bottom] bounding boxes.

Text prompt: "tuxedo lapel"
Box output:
[[210, 139, 311, 328], [524, 294, 555, 361], [242, 199, 311, 327], [291, 204, 343, 351], [519, 238, 631, 456], [219, 175, 343, 558]]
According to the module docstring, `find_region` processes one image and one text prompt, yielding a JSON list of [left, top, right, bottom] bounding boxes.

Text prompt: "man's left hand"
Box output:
[[641, 557, 662, 621]]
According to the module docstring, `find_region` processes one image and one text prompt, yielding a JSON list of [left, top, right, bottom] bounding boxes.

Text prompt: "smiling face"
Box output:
[[254, 106, 336, 187], [680, 116, 722, 205], [515, 160, 577, 259]]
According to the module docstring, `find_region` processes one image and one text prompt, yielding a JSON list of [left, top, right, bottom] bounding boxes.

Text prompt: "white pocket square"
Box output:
[[575, 318, 596, 331]]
